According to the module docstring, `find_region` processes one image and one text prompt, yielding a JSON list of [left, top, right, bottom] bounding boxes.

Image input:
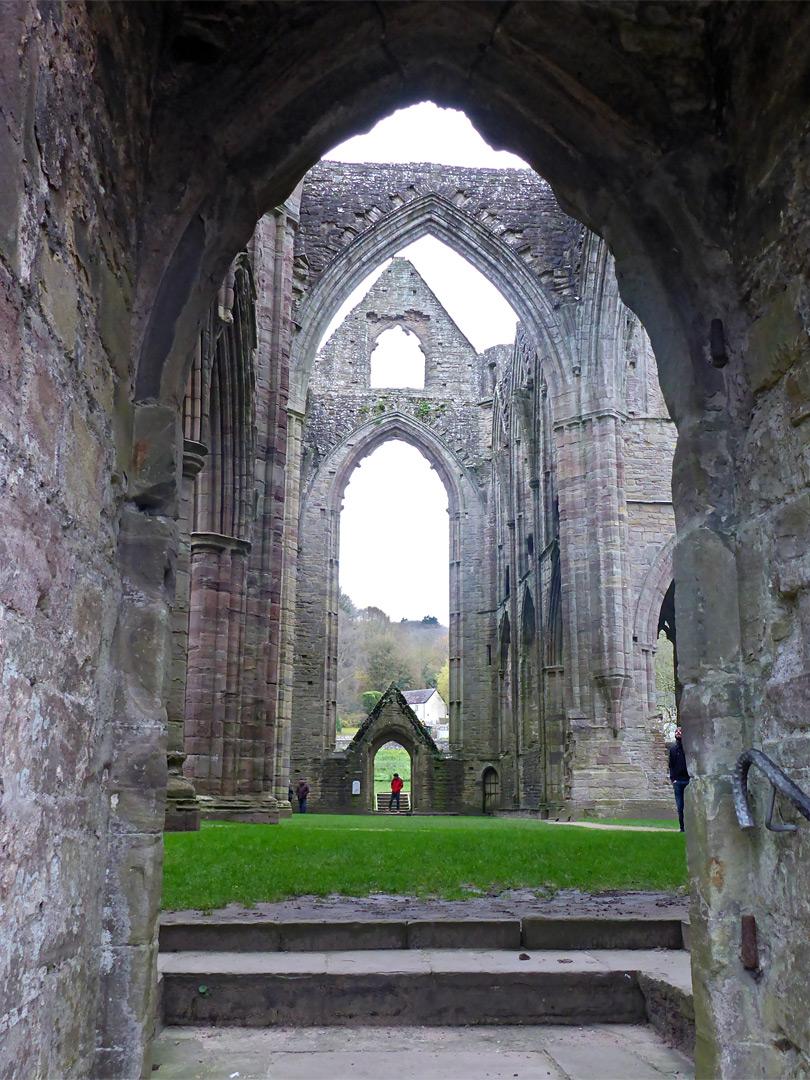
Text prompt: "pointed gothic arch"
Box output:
[[634, 536, 676, 651], [303, 410, 477, 523], [289, 192, 575, 410], [293, 411, 480, 774]]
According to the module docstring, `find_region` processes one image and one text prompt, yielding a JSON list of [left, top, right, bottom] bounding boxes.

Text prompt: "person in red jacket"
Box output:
[[389, 773, 404, 813]]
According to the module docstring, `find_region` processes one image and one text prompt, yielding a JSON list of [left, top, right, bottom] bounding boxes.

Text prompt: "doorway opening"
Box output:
[[483, 767, 500, 813], [656, 581, 679, 739], [373, 741, 412, 812]]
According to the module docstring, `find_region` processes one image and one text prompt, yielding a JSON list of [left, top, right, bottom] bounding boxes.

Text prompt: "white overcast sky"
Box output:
[[324, 103, 529, 625]]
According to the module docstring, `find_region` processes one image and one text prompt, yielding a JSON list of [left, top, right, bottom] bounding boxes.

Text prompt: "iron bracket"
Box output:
[[733, 748, 810, 832]]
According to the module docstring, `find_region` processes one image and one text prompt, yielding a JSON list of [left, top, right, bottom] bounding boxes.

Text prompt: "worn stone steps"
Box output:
[[153, 1024, 696, 1080], [158, 947, 692, 1032], [159, 916, 687, 954]]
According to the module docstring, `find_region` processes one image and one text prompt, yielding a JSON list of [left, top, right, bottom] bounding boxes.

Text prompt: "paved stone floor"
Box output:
[[153, 1025, 694, 1079]]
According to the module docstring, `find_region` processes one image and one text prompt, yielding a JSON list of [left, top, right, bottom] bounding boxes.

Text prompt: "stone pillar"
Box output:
[[274, 408, 304, 816], [164, 439, 207, 830], [242, 204, 298, 818], [553, 406, 642, 812], [587, 411, 633, 729], [448, 507, 463, 750], [184, 531, 278, 823], [96, 404, 180, 1077]]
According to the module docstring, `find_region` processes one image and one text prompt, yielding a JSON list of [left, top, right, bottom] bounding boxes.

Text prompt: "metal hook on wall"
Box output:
[[733, 749, 810, 832]]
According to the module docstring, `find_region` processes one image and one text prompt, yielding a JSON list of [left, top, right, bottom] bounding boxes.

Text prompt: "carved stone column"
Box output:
[[164, 438, 208, 830], [185, 529, 279, 823]]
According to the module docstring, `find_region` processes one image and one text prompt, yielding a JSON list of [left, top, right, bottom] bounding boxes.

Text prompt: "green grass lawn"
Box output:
[[589, 818, 680, 830], [162, 814, 687, 911]]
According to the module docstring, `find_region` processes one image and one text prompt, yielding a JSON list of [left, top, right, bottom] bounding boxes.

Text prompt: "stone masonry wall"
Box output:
[[6, 6, 810, 1077], [291, 255, 494, 796], [295, 160, 582, 302], [0, 6, 168, 1076]]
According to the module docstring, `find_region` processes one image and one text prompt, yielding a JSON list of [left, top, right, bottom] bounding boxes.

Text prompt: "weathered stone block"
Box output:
[[40, 246, 79, 350], [117, 505, 178, 597], [745, 279, 806, 394], [129, 404, 181, 514]]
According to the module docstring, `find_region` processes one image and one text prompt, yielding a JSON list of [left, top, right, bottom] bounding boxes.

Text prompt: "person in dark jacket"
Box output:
[[296, 778, 310, 813], [668, 728, 689, 832]]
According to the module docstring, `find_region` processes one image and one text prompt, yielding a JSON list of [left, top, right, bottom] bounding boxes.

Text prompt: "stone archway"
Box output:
[[370, 738, 413, 812], [5, 6, 810, 1077], [315, 684, 456, 814], [288, 186, 573, 411], [291, 409, 481, 789]]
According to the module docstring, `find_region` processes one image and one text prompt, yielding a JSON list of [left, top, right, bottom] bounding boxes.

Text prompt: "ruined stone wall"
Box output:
[[290, 163, 678, 818], [491, 317, 677, 816], [305, 258, 489, 483], [294, 160, 581, 300], [291, 256, 494, 797], [4, 5, 810, 1077], [312, 686, 466, 814]]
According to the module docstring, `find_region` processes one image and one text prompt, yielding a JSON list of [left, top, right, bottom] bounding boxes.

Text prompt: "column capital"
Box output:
[[183, 439, 209, 478], [190, 531, 252, 556]]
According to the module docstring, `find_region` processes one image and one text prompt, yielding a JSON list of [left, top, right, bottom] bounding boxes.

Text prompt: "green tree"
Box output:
[[362, 633, 417, 692], [436, 660, 450, 704], [361, 690, 383, 715]]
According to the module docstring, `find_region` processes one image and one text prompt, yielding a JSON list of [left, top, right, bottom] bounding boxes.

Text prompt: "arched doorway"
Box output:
[[292, 405, 480, 782], [372, 740, 412, 813], [482, 767, 500, 814], [314, 684, 448, 814]]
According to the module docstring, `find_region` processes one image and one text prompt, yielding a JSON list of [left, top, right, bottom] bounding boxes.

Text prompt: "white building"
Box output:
[[403, 688, 449, 739]]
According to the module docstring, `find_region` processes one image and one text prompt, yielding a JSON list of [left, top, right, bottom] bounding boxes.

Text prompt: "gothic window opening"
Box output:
[[369, 325, 426, 388], [500, 613, 511, 672], [522, 587, 536, 648], [656, 580, 680, 730], [335, 439, 450, 749]]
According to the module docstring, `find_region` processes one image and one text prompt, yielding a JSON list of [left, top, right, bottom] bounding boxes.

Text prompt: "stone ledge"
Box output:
[[159, 916, 685, 954]]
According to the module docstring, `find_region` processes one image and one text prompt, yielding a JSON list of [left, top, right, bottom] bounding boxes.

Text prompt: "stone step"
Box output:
[[153, 1024, 696, 1080], [159, 948, 692, 1031], [159, 916, 686, 954]]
